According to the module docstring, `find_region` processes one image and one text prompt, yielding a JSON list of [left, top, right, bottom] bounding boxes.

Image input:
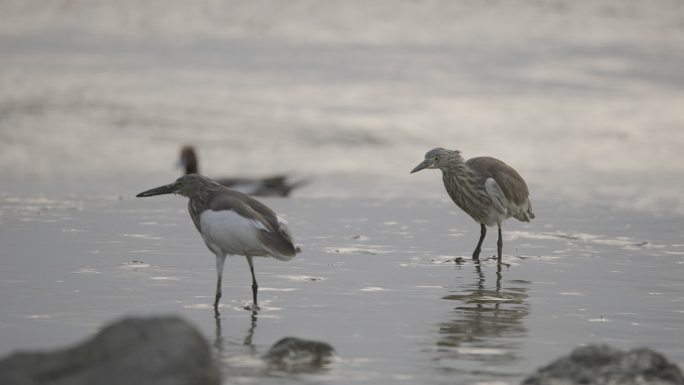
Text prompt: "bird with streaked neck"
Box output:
[[136, 174, 299, 312], [411, 148, 534, 263]]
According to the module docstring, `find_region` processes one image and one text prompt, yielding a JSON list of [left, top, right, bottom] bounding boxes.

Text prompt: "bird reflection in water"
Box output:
[[436, 262, 530, 373], [213, 309, 258, 360], [212, 310, 334, 378]]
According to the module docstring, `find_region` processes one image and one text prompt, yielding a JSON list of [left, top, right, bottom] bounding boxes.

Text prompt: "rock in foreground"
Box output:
[[523, 344, 684, 385], [262, 337, 335, 371], [0, 316, 220, 385]]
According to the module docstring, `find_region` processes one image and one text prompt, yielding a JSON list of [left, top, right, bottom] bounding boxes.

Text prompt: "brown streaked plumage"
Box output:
[[179, 146, 307, 197], [411, 148, 534, 262], [137, 174, 299, 311]]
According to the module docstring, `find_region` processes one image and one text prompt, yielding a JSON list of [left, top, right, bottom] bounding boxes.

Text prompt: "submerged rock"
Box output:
[[262, 337, 335, 371], [522, 344, 684, 385], [0, 316, 221, 385]]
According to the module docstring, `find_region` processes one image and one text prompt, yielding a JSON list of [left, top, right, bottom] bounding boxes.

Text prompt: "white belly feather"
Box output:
[[199, 210, 270, 257]]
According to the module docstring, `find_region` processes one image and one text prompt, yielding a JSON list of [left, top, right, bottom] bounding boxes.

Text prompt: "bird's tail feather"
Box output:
[[513, 201, 535, 222], [523, 201, 535, 221]]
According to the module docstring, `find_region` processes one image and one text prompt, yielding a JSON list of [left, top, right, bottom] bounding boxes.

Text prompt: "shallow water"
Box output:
[[1, 194, 682, 384]]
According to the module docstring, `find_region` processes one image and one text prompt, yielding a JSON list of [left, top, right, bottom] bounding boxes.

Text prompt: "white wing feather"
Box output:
[[484, 178, 508, 215]]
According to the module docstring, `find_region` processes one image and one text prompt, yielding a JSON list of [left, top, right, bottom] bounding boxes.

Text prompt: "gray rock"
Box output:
[[262, 337, 335, 371], [0, 316, 221, 385], [522, 344, 684, 385]]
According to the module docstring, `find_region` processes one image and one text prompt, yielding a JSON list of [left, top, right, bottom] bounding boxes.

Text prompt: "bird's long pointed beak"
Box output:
[[136, 183, 178, 198], [410, 160, 431, 174]]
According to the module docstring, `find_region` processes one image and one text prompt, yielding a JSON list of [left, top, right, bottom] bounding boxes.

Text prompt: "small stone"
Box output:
[[262, 337, 335, 371]]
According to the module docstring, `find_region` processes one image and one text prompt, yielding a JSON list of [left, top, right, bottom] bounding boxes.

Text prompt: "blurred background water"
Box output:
[[1, 0, 683, 210]]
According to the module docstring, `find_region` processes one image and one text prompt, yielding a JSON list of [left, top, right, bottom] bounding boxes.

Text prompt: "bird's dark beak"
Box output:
[[136, 183, 178, 197], [410, 160, 431, 174]]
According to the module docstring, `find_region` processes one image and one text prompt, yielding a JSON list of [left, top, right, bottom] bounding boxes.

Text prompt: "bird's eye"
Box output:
[[434, 157, 440, 162]]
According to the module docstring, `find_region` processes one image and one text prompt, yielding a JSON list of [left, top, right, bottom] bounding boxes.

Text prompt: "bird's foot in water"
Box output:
[[481, 255, 511, 267], [243, 303, 261, 312]]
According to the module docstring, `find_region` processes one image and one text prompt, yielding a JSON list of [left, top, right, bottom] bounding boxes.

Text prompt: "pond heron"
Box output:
[[411, 148, 534, 262], [137, 174, 299, 311]]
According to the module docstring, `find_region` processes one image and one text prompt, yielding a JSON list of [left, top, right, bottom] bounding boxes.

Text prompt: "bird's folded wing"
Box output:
[[484, 178, 508, 215]]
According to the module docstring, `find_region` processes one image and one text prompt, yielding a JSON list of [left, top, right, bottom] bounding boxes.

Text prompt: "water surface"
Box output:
[[1, 195, 682, 384]]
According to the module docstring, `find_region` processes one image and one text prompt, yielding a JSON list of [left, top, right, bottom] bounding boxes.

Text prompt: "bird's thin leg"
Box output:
[[214, 276, 222, 309], [246, 256, 259, 310], [214, 255, 227, 310], [496, 223, 503, 263], [473, 224, 486, 260]]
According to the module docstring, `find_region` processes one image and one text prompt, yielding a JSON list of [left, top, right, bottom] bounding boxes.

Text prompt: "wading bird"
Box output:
[[411, 148, 534, 262], [179, 146, 307, 197], [137, 174, 299, 311]]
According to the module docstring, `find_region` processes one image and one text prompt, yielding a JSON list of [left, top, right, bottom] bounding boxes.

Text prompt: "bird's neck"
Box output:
[[187, 199, 203, 233], [185, 161, 198, 174], [440, 156, 491, 222], [187, 189, 217, 229], [441, 154, 477, 181], [440, 156, 481, 188], [187, 189, 213, 204]]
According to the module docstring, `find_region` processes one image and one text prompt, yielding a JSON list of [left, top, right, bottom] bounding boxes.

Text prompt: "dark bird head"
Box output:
[[136, 174, 223, 199], [410, 148, 460, 173], [179, 146, 198, 174]]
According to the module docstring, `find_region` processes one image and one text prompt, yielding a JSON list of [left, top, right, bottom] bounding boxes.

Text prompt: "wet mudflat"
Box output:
[[1, 194, 682, 384]]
